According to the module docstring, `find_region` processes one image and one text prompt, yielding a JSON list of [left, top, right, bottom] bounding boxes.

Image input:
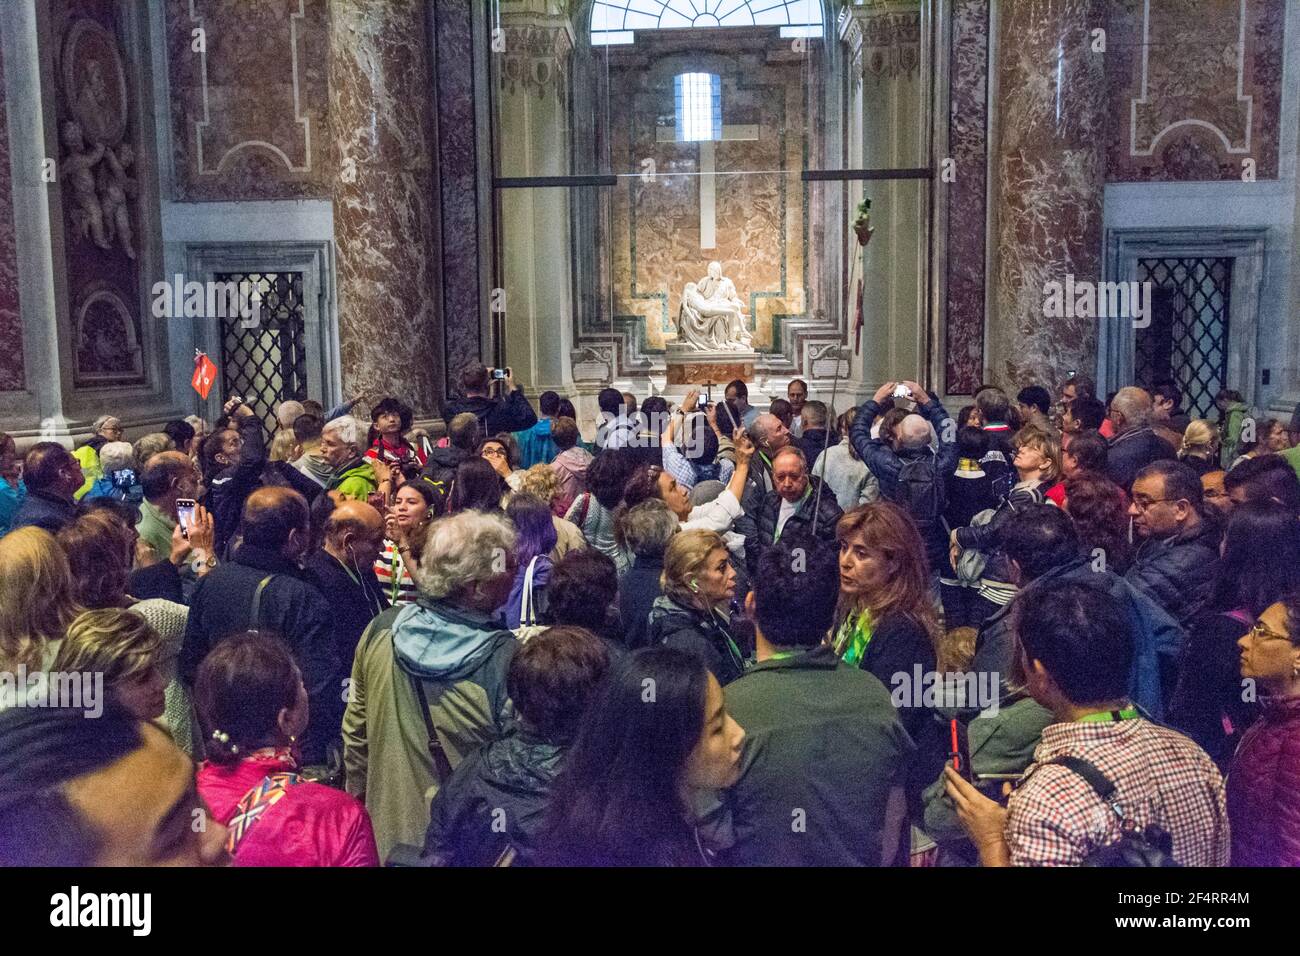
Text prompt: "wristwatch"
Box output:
[[191, 553, 218, 574]]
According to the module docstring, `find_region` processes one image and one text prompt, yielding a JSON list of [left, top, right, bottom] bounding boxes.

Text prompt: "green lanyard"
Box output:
[[388, 546, 407, 604], [1076, 706, 1139, 723], [766, 650, 800, 662]]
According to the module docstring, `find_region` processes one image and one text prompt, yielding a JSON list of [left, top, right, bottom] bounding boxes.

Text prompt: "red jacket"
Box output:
[[1227, 696, 1300, 866], [198, 749, 379, 867]]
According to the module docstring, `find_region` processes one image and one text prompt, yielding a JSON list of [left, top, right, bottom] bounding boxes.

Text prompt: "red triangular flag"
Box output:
[[192, 352, 217, 400]]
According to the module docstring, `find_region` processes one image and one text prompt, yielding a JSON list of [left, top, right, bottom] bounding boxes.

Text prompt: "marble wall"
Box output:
[[1106, 0, 1285, 182], [329, 0, 440, 414], [991, 0, 1107, 389], [0, 39, 23, 392], [944, 0, 989, 395], [605, 30, 811, 355], [166, 0, 332, 200]]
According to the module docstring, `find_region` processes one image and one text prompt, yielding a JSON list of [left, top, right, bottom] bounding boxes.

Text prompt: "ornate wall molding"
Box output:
[[839, 1, 921, 80], [499, 14, 575, 102]]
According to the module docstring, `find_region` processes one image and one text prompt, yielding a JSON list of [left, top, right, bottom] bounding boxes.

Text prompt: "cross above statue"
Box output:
[[657, 122, 759, 250]]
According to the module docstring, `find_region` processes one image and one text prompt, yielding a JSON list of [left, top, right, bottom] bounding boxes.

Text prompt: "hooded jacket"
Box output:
[[197, 748, 379, 867], [513, 418, 557, 470], [327, 457, 378, 502], [423, 728, 566, 866], [342, 599, 517, 862], [1227, 696, 1300, 866], [646, 594, 746, 686], [1124, 520, 1221, 630], [550, 447, 593, 515], [420, 444, 472, 512]]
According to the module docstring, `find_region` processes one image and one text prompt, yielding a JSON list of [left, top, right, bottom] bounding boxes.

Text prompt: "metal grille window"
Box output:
[[1134, 257, 1232, 420], [216, 271, 308, 436]]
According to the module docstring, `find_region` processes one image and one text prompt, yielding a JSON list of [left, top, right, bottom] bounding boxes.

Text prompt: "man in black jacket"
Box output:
[[419, 412, 479, 511], [1126, 459, 1221, 631], [851, 380, 957, 582], [795, 400, 837, 466], [10, 443, 83, 532], [180, 486, 343, 765], [441, 364, 537, 438], [1106, 387, 1175, 490], [744, 446, 842, 576], [304, 498, 389, 667], [201, 398, 268, 557]]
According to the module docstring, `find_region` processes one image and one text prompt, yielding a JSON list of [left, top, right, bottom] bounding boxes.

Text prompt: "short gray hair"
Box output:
[[617, 499, 679, 558], [133, 433, 174, 471], [417, 510, 517, 601], [93, 414, 120, 434], [897, 414, 932, 450], [277, 400, 305, 430], [1111, 387, 1152, 429], [184, 415, 208, 436], [323, 415, 364, 450], [98, 441, 134, 474]]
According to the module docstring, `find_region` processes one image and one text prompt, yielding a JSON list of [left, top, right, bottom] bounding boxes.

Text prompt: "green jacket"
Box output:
[[328, 458, 378, 501], [136, 498, 175, 565], [920, 695, 1053, 861], [1219, 401, 1249, 469], [713, 644, 914, 866], [342, 600, 516, 863]]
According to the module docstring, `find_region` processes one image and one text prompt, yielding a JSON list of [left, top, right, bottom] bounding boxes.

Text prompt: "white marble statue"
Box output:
[[675, 261, 753, 352]]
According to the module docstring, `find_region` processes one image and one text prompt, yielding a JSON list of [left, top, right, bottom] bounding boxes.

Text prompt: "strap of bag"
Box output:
[[408, 672, 455, 783], [225, 771, 304, 855], [576, 492, 591, 529], [520, 556, 540, 627], [248, 574, 275, 632], [1050, 755, 1121, 816]]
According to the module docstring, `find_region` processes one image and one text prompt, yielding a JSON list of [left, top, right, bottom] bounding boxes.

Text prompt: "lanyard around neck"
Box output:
[[1076, 706, 1139, 724]]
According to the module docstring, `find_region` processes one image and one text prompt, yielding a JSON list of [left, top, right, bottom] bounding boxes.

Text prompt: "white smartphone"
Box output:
[[176, 498, 197, 539]]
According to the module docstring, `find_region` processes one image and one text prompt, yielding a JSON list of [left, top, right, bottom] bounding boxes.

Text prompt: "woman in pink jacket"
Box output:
[[1229, 594, 1300, 866], [194, 632, 379, 867]]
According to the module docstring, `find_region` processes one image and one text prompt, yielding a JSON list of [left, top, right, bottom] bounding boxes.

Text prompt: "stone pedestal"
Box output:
[[664, 345, 758, 387]]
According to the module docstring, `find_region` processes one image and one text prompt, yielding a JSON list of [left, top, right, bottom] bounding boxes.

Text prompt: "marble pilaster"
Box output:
[[0, 37, 23, 392], [991, 0, 1107, 389], [328, 0, 440, 415]]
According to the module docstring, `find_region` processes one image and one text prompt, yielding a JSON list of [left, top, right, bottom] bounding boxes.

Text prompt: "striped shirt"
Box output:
[[373, 540, 419, 606]]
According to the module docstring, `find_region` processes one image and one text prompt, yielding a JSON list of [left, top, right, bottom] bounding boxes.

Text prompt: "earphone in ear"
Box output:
[[689, 579, 699, 592]]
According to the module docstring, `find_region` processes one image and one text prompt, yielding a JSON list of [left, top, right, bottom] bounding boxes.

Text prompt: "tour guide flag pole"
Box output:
[[192, 350, 217, 401], [813, 198, 875, 538]]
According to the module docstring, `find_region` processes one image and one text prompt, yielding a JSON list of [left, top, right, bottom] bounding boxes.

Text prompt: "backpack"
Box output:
[[1050, 755, 1181, 867], [889, 454, 941, 535]]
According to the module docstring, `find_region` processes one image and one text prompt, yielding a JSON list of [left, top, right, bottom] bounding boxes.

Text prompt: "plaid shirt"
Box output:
[[1005, 717, 1229, 867]]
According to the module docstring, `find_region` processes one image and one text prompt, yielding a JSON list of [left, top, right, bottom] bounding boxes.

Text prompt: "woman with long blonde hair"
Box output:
[[0, 527, 83, 703], [834, 503, 940, 744]]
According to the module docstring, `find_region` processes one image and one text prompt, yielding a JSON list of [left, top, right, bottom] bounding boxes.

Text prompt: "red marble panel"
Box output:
[[0, 39, 24, 392]]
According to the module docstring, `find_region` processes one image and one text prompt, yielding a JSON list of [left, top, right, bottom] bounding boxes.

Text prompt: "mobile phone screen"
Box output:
[[176, 499, 197, 539]]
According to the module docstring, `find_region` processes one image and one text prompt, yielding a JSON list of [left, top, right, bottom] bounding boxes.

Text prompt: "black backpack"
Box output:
[[1050, 755, 1181, 867], [890, 453, 941, 534]]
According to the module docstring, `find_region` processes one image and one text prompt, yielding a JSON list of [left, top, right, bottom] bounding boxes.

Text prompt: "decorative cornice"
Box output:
[[839, 1, 921, 79], [499, 13, 575, 100]]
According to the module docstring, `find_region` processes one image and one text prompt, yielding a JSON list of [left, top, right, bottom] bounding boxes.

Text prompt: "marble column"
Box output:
[[0, 34, 24, 393], [991, 0, 1107, 389], [840, 1, 926, 393], [329, 0, 440, 415], [497, 11, 575, 398]]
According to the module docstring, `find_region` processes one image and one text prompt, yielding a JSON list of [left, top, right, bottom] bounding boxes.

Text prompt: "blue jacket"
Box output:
[[0, 479, 26, 535], [971, 557, 1186, 719], [513, 418, 557, 470]]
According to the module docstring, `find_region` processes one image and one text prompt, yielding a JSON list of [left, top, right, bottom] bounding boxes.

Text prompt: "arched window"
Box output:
[[592, 1, 824, 45]]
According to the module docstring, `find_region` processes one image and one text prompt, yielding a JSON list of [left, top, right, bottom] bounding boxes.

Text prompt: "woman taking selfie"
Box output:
[[646, 529, 746, 686], [538, 646, 745, 866]]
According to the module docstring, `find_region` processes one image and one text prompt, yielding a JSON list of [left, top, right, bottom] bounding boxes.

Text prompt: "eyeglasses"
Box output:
[[1131, 497, 1177, 512], [1247, 620, 1292, 644]]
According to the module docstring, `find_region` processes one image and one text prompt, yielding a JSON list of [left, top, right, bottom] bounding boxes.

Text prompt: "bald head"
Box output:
[[240, 486, 310, 555], [1110, 387, 1152, 433], [897, 414, 932, 451], [324, 498, 385, 569]]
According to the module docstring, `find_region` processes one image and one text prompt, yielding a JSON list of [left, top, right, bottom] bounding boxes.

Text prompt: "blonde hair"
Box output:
[[0, 528, 83, 670], [53, 608, 163, 686], [1179, 419, 1219, 460], [268, 430, 296, 463], [1014, 425, 1061, 483], [518, 463, 559, 505], [661, 529, 725, 609]]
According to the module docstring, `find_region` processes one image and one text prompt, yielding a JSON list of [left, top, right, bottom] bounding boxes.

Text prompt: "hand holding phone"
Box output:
[[176, 498, 197, 540]]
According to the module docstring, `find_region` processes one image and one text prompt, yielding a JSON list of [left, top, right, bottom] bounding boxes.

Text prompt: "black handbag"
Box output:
[[1050, 755, 1181, 867]]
